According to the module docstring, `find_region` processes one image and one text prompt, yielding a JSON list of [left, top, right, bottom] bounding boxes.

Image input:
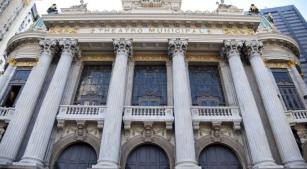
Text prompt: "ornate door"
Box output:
[[199, 145, 242, 169], [126, 145, 170, 169], [54, 143, 97, 169]]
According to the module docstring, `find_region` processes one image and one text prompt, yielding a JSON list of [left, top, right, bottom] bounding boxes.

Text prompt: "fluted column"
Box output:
[[288, 61, 307, 98], [245, 40, 307, 168], [93, 39, 132, 169], [169, 39, 201, 169], [0, 60, 16, 100], [15, 39, 78, 167], [224, 40, 281, 169], [0, 39, 58, 165]]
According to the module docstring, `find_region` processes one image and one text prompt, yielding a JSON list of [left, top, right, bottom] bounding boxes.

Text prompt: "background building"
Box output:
[[0, 1, 307, 169], [261, 5, 307, 83], [0, 0, 39, 73]]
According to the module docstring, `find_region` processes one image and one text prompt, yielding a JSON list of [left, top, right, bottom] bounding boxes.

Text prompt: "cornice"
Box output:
[[6, 31, 46, 55], [42, 13, 260, 29]]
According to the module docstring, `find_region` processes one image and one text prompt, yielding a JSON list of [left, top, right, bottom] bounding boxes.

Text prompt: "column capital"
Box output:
[[244, 40, 263, 58], [168, 38, 188, 56], [223, 39, 243, 58], [113, 38, 133, 56], [39, 39, 58, 56], [59, 39, 79, 57]]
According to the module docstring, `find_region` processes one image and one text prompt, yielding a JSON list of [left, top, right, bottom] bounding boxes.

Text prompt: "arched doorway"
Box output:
[[125, 144, 170, 169], [54, 143, 97, 169], [199, 144, 242, 169]]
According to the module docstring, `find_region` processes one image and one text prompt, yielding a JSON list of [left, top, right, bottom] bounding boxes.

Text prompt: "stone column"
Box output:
[[224, 40, 281, 169], [0, 39, 57, 165], [0, 59, 16, 100], [288, 61, 307, 98], [169, 39, 200, 169], [92, 39, 132, 169], [15, 39, 78, 167], [245, 40, 307, 168]]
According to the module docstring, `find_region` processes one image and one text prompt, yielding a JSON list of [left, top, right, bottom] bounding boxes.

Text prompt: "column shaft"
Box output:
[[16, 39, 77, 167], [224, 40, 280, 169], [93, 39, 132, 169], [0, 64, 15, 100], [0, 39, 57, 164], [169, 39, 200, 169], [290, 63, 307, 98], [246, 40, 307, 168]]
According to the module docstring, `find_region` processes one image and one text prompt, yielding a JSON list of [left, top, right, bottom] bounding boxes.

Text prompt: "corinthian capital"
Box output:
[[168, 38, 188, 56], [39, 39, 58, 55], [113, 38, 133, 56], [244, 40, 263, 57], [223, 40, 243, 58], [59, 39, 79, 57]]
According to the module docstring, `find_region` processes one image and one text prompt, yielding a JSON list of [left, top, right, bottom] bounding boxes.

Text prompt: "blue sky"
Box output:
[[36, 0, 307, 20]]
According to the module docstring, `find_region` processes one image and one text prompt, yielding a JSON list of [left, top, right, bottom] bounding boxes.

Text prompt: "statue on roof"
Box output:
[[47, 4, 58, 14], [216, 0, 239, 10], [248, 4, 259, 15], [71, 0, 87, 9]]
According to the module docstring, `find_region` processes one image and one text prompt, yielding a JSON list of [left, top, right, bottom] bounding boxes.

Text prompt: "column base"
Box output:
[[175, 162, 201, 169], [0, 156, 13, 165], [90, 161, 119, 169], [253, 161, 284, 169], [284, 161, 307, 169]]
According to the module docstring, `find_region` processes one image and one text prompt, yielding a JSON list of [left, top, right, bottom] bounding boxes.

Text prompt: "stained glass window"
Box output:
[[272, 68, 304, 110], [75, 65, 112, 105], [189, 65, 225, 106], [132, 65, 167, 106]]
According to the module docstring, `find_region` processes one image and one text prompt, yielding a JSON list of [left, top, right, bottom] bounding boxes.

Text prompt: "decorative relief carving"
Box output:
[[223, 28, 255, 35], [123, 123, 172, 143], [196, 123, 243, 145], [59, 39, 79, 57], [49, 26, 78, 34], [132, 55, 169, 61], [113, 38, 133, 56], [186, 55, 222, 62], [223, 39, 243, 58], [80, 55, 115, 62], [168, 38, 188, 56], [7, 57, 17, 66], [55, 121, 101, 143]]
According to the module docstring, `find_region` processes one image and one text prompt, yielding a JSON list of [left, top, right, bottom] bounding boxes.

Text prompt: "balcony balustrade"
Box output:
[[0, 107, 14, 123], [286, 110, 307, 125], [191, 106, 242, 130], [56, 105, 106, 128], [123, 106, 174, 129]]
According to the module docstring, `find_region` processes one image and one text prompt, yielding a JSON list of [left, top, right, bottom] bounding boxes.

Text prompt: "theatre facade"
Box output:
[[1, 0, 307, 169]]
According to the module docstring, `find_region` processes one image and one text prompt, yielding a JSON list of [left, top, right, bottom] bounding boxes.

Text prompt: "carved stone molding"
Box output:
[[39, 39, 58, 55], [168, 38, 188, 57], [223, 39, 243, 58], [59, 39, 79, 57], [113, 38, 133, 56], [244, 40, 263, 58]]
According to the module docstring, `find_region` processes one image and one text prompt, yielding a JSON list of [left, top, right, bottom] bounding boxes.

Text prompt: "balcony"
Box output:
[[123, 106, 174, 130], [286, 110, 307, 125], [0, 107, 14, 123], [56, 105, 106, 128], [191, 106, 242, 130]]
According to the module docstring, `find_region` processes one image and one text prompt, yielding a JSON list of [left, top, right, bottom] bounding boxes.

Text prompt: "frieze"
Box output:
[[132, 55, 169, 61], [80, 55, 115, 61], [48, 25, 254, 35], [186, 55, 222, 62]]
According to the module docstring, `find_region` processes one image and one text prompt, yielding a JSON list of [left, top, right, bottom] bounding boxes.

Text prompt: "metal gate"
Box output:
[[126, 144, 170, 169], [54, 143, 97, 169], [199, 145, 242, 169]]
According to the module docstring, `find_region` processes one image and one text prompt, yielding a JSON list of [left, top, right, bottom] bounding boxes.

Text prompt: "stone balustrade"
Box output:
[[56, 105, 106, 128], [191, 106, 242, 130], [286, 110, 307, 125], [0, 107, 14, 122], [123, 106, 174, 129]]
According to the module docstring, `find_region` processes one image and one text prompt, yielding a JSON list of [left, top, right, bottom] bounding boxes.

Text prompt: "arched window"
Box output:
[[126, 144, 170, 169], [199, 144, 242, 169], [54, 143, 97, 169]]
